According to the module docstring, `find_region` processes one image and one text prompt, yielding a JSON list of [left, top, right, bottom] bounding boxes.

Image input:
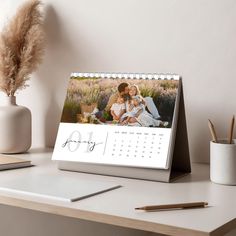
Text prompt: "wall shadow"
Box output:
[[36, 4, 82, 147]]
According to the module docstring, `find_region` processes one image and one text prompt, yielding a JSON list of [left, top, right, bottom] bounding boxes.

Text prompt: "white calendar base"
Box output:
[[58, 161, 173, 182], [53, 123, 171, 170]]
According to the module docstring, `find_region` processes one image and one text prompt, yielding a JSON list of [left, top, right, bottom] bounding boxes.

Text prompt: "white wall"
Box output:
[[1, 0, 236, 163]]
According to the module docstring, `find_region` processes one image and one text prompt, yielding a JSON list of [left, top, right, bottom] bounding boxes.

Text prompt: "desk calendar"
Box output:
[[52, 73, 191, 182]]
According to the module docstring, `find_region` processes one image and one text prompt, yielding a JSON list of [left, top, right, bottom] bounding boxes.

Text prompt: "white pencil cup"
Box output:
[[210, 140, 236, 185]]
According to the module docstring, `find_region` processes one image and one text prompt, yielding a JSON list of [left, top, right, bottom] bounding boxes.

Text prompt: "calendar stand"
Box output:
[[168, 84, 191, 181], [58, 80, 191, 183]]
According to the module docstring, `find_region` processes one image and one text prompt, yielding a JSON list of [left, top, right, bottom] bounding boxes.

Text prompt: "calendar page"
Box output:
[[52, 73, 180, 170]]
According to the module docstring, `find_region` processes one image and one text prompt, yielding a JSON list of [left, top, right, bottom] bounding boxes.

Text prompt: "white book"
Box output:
[[0, 174, 121, 202]]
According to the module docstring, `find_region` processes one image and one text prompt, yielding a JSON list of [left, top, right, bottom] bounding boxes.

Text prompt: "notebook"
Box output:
[[0, 174, 121, 202], [0, 155, 32, 170]]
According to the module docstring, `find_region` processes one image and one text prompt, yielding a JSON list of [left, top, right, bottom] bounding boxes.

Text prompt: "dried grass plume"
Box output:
[[0, 0, 45, 96]]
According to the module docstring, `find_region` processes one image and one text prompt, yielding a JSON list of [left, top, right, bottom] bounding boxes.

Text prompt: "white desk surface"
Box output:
[[0, 148, 235, 236]]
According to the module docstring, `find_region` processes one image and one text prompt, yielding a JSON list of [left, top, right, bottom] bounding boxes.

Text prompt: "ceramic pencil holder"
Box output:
[[210, 139, 236, 185]]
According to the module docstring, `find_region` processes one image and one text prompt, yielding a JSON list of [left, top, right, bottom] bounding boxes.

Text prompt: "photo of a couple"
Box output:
[[61, 75, 178, 128]]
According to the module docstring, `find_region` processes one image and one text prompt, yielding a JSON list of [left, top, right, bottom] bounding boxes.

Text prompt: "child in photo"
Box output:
[[121, 95, 145, 125], [110, 96, 126, 122]]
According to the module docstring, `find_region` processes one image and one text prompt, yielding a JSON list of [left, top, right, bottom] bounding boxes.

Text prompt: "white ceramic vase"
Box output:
[[0, 96, 31, 153]]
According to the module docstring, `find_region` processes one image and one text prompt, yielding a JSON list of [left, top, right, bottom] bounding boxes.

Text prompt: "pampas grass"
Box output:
[[0, 0, 45, 96]]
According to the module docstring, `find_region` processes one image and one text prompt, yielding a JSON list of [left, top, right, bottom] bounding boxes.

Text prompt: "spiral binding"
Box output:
[[71, 72, 179, 81]]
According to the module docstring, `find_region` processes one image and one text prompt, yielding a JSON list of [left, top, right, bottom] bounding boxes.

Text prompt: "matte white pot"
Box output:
[[210, 140, 236, 185], [0, 96, 31, 153]]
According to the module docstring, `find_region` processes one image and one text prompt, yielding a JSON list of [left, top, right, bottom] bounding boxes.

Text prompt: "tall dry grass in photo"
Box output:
[[0, 0, 45, 96], [61, 77, 178, 123]]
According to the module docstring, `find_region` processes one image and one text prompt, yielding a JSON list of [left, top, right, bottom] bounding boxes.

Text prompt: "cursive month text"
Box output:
[[61, 130, 103, 152], [62, 139, 102, 152]]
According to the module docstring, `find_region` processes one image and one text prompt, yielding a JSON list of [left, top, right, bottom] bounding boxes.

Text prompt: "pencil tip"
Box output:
[[208, 119, 213, 125]]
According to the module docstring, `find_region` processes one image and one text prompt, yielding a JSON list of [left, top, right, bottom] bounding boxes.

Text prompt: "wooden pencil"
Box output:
[[208, 119, 218, 143], [135, 202, 208, 211], [228, 115, 235, 144]]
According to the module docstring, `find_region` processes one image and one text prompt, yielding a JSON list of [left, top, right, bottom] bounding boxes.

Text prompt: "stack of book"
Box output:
[[0, 155, 32, 170]]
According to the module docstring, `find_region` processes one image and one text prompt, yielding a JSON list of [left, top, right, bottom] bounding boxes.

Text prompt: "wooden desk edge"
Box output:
[[0, 194, 216, 236], [210, 219, 236, 236]]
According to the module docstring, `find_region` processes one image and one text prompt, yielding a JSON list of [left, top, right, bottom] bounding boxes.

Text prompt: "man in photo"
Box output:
[[105, 82, 130, 112]]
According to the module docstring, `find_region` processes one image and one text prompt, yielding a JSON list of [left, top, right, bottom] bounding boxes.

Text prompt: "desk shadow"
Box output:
[[26, 147, 53, 154], [172, 164, 210, 183]]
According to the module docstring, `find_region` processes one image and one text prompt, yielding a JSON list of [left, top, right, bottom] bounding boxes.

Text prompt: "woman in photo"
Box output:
[[125, 84, 143, 111], [122, 95, 167, 127], [121, 84, 161, 123], [126, 84, 160, 119]]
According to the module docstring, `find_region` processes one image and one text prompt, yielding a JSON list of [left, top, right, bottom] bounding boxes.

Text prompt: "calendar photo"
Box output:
[[53, 73, 181, 170], [61, 74, 178, 128]]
